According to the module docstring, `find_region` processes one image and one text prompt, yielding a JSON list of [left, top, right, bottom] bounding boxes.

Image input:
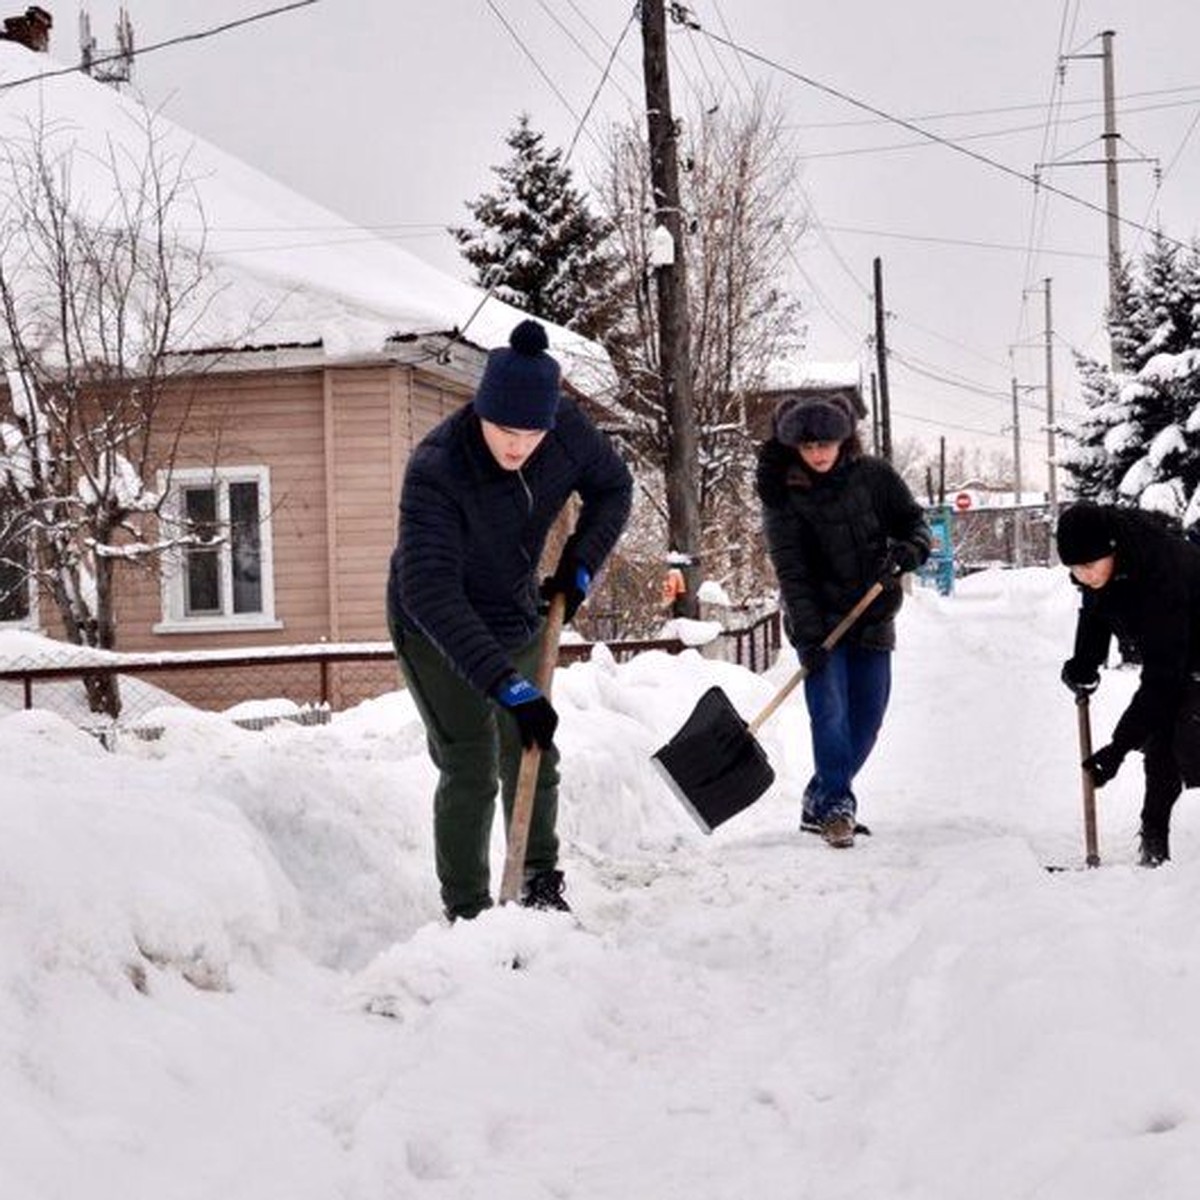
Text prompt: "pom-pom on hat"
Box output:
[[1056, 502, 1116, 565], [473, 319, 562, 431], [773, 394, 855, 445]]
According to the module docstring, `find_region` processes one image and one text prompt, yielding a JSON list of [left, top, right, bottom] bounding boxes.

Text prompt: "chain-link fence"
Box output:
[[1, 613, 782, 739]]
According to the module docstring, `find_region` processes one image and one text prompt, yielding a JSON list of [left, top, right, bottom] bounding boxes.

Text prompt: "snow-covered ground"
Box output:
[[5, 566, 1200, 1199]]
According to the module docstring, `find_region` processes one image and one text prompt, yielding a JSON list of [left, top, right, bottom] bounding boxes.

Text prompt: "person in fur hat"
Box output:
[[756, 390, 931, 848], [387, 319, 632, 920], [1056, 501, 1200, 866]]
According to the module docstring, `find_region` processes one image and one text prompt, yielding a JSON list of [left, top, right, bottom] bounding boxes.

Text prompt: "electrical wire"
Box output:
[[0, 1, 322, 92], [694, 22, 1189, 253]]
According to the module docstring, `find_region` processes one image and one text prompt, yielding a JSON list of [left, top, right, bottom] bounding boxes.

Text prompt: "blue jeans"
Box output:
[[801, 644, 892, 821]]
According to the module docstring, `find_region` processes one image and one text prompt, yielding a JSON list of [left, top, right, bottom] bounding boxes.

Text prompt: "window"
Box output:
[[156, 466, 280, 633], [0, 515, 33, 626]]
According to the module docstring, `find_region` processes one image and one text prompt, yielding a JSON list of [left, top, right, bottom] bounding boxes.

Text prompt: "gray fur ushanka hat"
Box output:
[[773, 392, 855, 445]]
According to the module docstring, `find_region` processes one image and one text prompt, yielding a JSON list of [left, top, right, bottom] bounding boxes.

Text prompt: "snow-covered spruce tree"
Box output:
[[1059, 233, 1200, 527], [1056, 352, 1131, 503], [0, 112, 215, 716], [597, 89, 807, 623], [450, 114, 627, 347]]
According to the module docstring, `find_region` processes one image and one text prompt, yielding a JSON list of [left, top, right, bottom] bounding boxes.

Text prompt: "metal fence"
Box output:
[[0, 611, 783, 734]]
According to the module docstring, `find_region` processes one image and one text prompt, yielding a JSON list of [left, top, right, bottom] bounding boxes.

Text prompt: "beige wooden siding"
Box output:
[[324, 365, 406, 647], [114, 369, 331, 662], [14, 361, 477, 713]]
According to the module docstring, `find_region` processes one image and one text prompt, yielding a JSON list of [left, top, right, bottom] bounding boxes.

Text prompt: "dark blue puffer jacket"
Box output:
[[756, 437, 931, 652], [388, 397, 632, 695]]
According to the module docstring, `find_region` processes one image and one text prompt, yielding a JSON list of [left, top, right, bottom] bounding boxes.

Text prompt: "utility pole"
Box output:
[[641, 0, 701, 617], [869, 372, 880, 455], [873, 258, 893, 462], [1053, 30, 1151, 370], [1010, 377, 1025, 568], [1100, 28, 1121, 355], [1042, 278, 1059, 537]]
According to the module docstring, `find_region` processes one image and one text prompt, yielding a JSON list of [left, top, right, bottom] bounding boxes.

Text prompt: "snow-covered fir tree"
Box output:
[[1058, 231, 1200, 528], [451, 114, 626, 347]]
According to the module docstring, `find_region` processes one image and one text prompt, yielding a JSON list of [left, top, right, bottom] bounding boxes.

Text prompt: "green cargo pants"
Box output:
[[390, 619, 561, 919]]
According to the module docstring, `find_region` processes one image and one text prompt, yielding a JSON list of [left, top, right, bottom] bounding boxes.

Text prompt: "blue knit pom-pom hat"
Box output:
[[473, 319, 562, 431]]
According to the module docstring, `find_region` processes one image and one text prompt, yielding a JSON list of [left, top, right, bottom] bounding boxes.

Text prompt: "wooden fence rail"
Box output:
[[0, 611, 783, 721]]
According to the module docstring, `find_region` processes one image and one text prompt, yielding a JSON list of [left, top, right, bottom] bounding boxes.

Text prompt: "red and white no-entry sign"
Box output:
[[953, 492, 972, 511]]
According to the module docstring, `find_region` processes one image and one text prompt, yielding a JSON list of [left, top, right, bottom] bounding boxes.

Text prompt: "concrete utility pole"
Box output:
[[873, 258, 893, 463], [1055, 30, 1143, 370], [1042, 277, 1059, 536], [641, 0, 701, 618], [1010, 377, 1025, 568], [1100, 28, 1121, 352]]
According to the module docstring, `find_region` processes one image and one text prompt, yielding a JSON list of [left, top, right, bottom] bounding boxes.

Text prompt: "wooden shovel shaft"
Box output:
[[748, 580, 885, 736], [1077, 693, 1101, 867], [499, 594, 567, 905]]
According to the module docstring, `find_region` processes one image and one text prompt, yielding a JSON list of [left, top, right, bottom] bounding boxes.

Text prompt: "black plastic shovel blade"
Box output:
[[651, 685, 775, 833]]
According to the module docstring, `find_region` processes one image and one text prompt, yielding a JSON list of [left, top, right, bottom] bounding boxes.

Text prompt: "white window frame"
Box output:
[[154, 465, 282, 634]]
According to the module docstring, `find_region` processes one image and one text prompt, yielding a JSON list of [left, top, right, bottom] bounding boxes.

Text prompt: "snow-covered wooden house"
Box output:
[[0, 34, 613, 709]]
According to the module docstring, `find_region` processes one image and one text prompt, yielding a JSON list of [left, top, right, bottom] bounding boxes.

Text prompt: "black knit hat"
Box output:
[[1056, 502, 1116, 565], [473, 319, 562, 431], [773, 395, 854, 445]]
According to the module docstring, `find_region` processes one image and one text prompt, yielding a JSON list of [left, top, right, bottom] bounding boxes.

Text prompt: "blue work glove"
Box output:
[[1061, 657, 1100, 697], [1083, 743, 1125, 788], [800, 645, 830, 676], [880, 539, 923, 577], [494, 675, 559, 750], [540, 551, 592, 623]]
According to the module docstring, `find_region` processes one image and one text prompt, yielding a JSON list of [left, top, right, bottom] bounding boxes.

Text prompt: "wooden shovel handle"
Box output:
[[1077, 692, 1101, 867], [499, 592, 567, 904], [748, 580, 885, 736]]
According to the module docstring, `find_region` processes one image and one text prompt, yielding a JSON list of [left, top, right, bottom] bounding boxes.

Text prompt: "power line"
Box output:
[[695, 22, 1190, 253], [0, 1, 322, 92], [819, 222, 1104, 261]]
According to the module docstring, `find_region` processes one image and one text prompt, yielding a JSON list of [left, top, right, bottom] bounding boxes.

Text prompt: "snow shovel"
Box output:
[[1076, 692, 1101, 867], [499, 593, 567, 905], [652, 580, 885, 833]]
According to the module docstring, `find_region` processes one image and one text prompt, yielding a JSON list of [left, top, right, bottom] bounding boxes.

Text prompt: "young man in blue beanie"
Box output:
[[387, 319, 632, 920], [1056, 501, 1200, 866], [756, 390, 931, 848]]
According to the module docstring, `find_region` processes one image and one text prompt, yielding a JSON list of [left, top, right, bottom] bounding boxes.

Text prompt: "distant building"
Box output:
[[746, 360, 867, 441]]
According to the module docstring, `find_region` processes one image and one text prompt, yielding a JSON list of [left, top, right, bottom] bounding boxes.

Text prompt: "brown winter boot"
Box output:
[[820, 813, 856, 849]]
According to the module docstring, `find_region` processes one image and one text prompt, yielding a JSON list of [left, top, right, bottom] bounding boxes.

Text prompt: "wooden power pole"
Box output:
[[873, 257, 893, 462], [641, 0, 701, 617]]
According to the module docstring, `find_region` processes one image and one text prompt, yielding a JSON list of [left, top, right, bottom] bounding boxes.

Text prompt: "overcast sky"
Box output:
[[65, 0, 1200, 489]]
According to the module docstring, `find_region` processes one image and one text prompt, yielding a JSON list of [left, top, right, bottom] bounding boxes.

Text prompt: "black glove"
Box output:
[[800, 645, 830, 676], [1083, 743, 1125, 788], [1061, 658, 1100, 696], [540, 551, 592, 623], [494, 675, 559, 750], [880, 539, 922, 577]]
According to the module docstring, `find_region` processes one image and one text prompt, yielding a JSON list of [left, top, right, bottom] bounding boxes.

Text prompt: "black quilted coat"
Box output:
[[388, 398, 632, 695], [1070, 507, 1200, 755], [756, 437, 931, 652]]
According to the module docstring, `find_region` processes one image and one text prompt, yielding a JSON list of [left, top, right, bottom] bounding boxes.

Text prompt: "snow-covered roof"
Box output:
[[763, 359, 862, 393], [0, 43, 613, 395]]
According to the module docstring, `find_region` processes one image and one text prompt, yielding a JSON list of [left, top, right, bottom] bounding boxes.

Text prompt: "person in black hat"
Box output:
[[756, 389, 931, 849], [387, 319, 632, 920], [1057, 501, 1200, 865]]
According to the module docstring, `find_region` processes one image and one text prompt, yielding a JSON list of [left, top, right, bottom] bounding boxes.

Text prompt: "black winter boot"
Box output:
[[1139, 826, 1170, 868], [521, 869, 571, 912]]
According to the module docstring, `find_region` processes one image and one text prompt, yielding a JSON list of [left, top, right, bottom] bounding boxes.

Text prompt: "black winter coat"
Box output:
[[1070, 507, 1200, 754], [756, 438, 931, 652], [388, 398, 632, 695]]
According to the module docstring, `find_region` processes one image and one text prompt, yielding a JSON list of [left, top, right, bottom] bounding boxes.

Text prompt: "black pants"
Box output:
[[1141, 678, 1200, 835]]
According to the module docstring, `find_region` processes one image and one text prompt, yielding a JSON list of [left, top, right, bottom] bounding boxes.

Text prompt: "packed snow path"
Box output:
[[4, 568, 1200, 1199]]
